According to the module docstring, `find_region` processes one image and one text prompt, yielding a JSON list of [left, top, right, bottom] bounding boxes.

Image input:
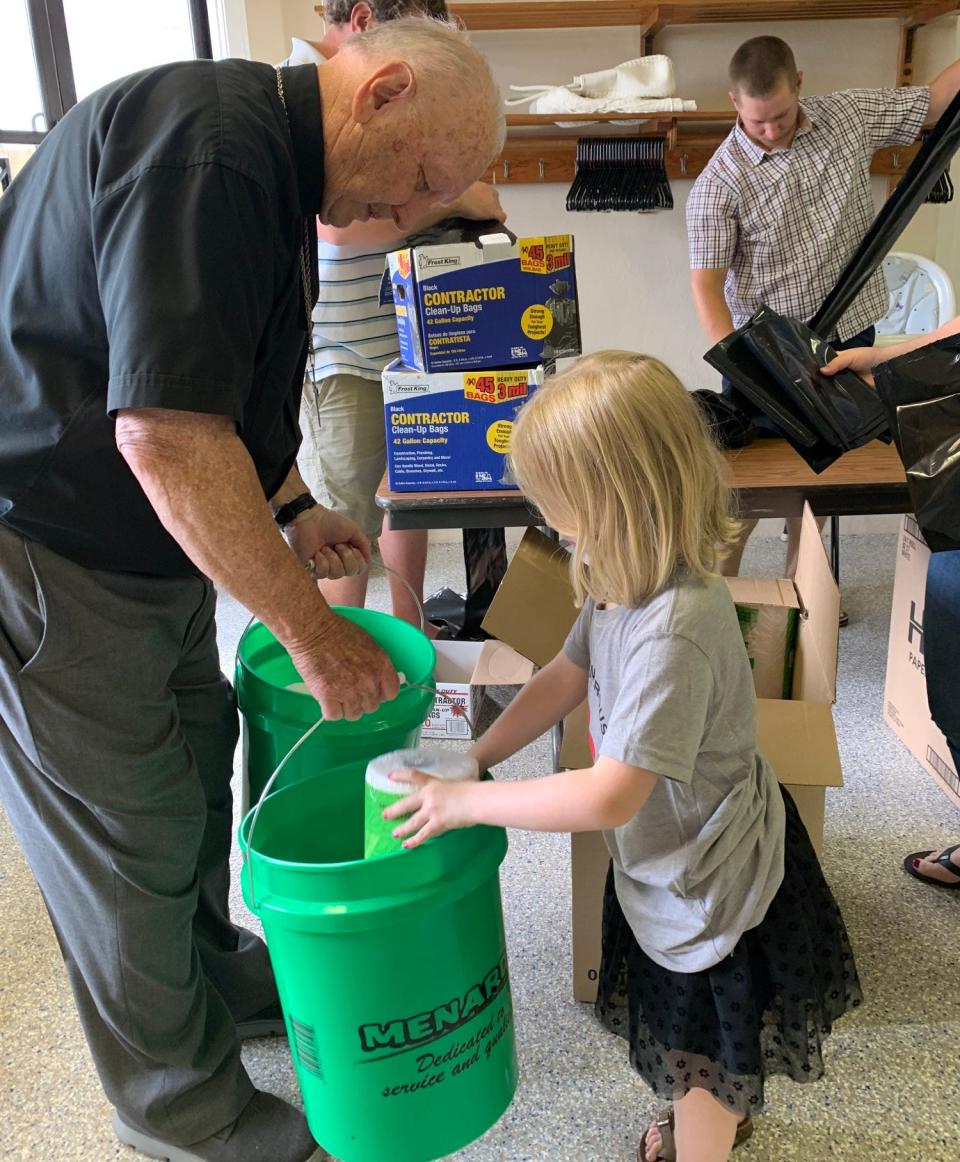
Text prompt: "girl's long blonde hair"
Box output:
[[509, 351, 741, 607]]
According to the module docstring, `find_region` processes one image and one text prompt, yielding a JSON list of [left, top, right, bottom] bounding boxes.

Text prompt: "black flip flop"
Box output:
[[903, 844, 960, 890]]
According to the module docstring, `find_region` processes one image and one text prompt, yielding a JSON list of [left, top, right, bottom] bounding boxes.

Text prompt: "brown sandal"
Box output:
[[638, 1107, 754, 1162]]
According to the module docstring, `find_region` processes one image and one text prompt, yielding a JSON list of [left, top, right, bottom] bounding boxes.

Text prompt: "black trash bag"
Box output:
[[704, 306, 887, 471], [742, 308, 889, 450], [812, 88, 960, 339], [690, 388, 760, 449], [422, 528, 509, 640], [874, 336, 960, 552]]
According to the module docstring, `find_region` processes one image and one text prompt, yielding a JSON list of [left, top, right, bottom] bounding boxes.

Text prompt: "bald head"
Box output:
[[317, 16, 504, 229]]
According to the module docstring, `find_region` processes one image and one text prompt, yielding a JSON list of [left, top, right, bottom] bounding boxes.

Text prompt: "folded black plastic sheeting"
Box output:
[[743, 308, 889, 448], [690, 388, 760, 449], [874, 336, 960, 553], [704, 308, 882, 472], [812, 87, 960, 339], [703, 88, 960, 472]]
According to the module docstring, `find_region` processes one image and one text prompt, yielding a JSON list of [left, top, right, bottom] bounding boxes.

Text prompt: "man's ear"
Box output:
[[795, 70, 803, 95], [727, 88, 740, 111], [349, 2, 374, 32], [352, 61, 416, 122]]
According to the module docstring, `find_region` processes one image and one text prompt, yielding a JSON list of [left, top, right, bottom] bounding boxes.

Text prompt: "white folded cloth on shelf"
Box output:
[[505, 56, 695, 123]]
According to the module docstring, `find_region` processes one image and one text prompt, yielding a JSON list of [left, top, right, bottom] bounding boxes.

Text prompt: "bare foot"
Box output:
[[912, 845, 960, 884], [643, 1119, 666, 1162]]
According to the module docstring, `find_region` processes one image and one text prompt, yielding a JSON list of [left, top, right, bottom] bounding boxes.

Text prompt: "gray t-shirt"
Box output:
[[564, 572, 785, 973]]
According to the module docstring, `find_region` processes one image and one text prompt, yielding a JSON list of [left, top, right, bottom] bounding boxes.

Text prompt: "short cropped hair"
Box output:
[[509, 352, 741, 608], [344, 16, 506, 154], [324, 0, 449, 25], [729, 36, 798, 98]]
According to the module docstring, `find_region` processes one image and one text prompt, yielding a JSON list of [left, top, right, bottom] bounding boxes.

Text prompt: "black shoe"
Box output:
[[113, 1091, 329, 1161], [235, 998, 287, 1039]]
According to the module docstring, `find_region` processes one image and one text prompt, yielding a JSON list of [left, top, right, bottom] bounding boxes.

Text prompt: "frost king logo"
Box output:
[[463, 372, 530, 404], [395, 250, 411, 279]]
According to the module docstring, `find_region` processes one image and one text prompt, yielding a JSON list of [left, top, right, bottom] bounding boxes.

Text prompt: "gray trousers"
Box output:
[[0, 523, 277, 1144]]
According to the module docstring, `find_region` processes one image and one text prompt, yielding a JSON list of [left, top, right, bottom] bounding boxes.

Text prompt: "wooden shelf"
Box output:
[[481, 137, 921, 186], [504, 110, 735, 127], [450, 0, 960, 32]]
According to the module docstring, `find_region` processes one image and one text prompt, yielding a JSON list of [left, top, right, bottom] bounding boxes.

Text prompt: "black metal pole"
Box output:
[[188, 0, 214, 59]]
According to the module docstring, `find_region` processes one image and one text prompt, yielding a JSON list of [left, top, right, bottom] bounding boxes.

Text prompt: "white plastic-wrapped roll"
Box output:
[[364, 749, 479, 859]]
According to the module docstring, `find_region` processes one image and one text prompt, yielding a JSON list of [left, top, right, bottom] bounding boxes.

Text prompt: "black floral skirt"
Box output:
[[595, 788, 862, 1116]]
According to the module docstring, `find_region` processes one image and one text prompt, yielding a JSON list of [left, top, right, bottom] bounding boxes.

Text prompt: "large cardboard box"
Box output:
[[482, 507, 843, 1003], [382, 361, 543, 492], [422, 640, 535, 741], [385, 234, 581, 372], [884, 515, 960, 809]]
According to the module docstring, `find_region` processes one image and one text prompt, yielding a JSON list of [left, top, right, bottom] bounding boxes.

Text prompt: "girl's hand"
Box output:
[[382, 769, 478, 850]]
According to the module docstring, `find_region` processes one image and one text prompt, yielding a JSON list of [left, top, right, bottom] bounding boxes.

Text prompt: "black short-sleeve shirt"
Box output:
[[0, 60, 323, 575]]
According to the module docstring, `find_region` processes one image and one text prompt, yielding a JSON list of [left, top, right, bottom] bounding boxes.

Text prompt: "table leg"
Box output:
[[830, 514, 841, 583], [461, 527, 508, 637]]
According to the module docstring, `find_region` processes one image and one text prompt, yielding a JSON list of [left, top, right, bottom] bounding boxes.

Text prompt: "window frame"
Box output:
[[1, 0, 213, 144]]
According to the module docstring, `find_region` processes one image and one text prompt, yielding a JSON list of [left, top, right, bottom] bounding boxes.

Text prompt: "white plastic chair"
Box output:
[[874, 251, 956, 348]]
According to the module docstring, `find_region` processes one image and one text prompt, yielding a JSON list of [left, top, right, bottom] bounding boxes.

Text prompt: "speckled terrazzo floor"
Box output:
[[2, 531, 959, 1161]]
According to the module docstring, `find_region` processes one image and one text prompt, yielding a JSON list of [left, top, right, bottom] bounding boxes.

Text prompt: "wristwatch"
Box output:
[[273, 492, 317, 529]]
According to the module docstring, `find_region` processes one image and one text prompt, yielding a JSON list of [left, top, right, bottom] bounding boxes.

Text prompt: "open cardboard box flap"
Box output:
[[432, 639, 535, 686], [791, 504, 841, 705], [482, 530, 579, 666]]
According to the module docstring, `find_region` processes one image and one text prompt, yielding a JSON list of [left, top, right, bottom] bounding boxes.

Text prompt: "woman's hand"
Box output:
[[821, 345, 879, 386], [382, 769, 479, 850]]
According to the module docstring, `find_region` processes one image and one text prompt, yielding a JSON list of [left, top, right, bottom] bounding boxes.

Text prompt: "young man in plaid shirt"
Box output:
[[688, 35, 960, 582]]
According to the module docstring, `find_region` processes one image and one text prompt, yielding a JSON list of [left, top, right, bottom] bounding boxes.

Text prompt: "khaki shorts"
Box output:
[[298, 372, 387, 542]]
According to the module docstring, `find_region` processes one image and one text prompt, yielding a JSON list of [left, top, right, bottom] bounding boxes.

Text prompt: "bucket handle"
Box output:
[[242, 683, 478, 913], [244, 716, 325, 914], [238, 560, 426, 649], [309, 558, 426, 633]]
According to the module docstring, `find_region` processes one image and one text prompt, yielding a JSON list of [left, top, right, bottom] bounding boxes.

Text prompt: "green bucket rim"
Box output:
[[238, 764, 507, 930], [236, 606, 436, 697]]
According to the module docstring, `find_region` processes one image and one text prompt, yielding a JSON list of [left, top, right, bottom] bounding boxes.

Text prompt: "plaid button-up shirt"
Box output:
[[686, 87, 930, 341]]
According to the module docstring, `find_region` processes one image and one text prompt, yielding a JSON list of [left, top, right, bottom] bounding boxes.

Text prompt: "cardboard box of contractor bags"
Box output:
[[385, 233, 581, 372], [382, 361, 543, 491], [481, 505, 843, 1003], [421, 639, 534, 741], [883, 515, 960, 809]]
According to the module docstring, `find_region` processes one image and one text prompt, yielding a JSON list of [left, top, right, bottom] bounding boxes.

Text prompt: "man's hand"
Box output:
[[283, 506, 372, 579], [287, 615, 399, 722], [448, 181, 506, 224], [821, 345, 879, 385], [382, 768, 479, 849]]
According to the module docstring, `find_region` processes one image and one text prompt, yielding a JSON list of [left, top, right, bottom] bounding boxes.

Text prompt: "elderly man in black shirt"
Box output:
[[0, 18, 503, 1162]]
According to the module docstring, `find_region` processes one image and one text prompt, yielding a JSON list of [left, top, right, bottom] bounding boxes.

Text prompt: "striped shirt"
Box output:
[[280, 39, 401, 381], [311, 240, 401, 381], [686, 87, 930, 342]]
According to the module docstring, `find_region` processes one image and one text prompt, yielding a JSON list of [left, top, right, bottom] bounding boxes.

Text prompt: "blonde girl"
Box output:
[[384, 352, 862, 1162]]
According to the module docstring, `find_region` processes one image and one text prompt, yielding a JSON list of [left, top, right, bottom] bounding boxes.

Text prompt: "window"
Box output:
[[0, 0, 214, 145]]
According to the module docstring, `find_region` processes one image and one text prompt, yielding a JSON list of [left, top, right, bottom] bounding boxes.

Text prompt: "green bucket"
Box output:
[[239, 762, 517, 1162], [235, 608, 436, 806]]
